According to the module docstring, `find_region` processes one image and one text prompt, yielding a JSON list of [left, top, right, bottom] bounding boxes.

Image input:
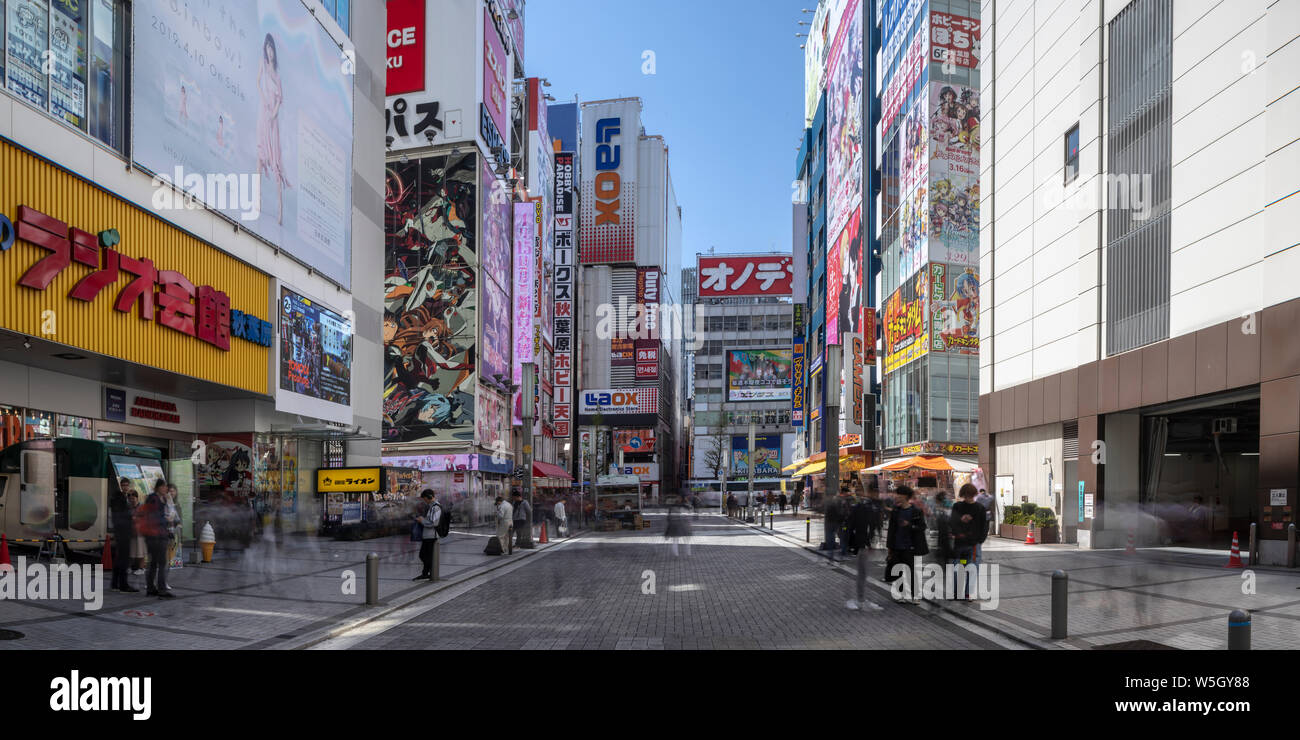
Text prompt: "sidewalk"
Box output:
[[0, 525, 580, 650], [738, 513, 1300, 650]]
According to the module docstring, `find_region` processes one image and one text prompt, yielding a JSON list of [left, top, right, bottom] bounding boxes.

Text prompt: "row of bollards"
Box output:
[[365, 541, 443, 607], [1049, 569, 1251, 648]]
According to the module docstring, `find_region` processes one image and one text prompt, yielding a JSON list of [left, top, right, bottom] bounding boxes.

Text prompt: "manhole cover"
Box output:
[[0, 629, 24, 640], [1093, 640, 1178, 650], [121, 610, 155, 618]]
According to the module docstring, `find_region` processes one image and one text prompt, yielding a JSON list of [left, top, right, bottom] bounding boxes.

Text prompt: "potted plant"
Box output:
[[1033, 509, 1060, 544], [1000, 505, 1022, 539]]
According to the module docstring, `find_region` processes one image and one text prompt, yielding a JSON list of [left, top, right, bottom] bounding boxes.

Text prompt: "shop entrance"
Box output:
[[1140, 393, 1259, 549]]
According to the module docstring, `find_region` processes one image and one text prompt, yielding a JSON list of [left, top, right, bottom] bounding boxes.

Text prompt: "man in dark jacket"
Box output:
[[823, 489, 847, 561], [138, 480, 174, 598], [885, 486, 927, 595], [777, 492, 788, 515], [844, 496, 885, 611], [511, 491, 533, 549], [109, 477, 139, 593], [951, 483, 988, 600]]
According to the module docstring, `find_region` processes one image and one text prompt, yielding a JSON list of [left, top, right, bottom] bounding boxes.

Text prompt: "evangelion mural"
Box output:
[[383, 153, 479, 443]]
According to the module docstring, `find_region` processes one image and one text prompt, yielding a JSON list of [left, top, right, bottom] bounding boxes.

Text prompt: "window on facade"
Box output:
[[318, 0, 351, 35], [1, 0, 128, 152], [1064, 123, 1080, 184], [736, 316, 750, 332], [723, 315, 737, 332]]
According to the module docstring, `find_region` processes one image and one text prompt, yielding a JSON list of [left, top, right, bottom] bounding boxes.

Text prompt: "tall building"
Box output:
[[980, 0, 1299, 563], [877, 0, 982, 463], [688, 254, 797, 503], [0, 0, 384, 537], [575, 98, 682, 502]]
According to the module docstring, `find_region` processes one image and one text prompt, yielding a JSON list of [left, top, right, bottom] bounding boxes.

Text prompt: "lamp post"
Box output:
[[748, 420, 756, 518]]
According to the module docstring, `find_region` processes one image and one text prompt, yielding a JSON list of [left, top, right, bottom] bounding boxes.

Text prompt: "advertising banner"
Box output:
[[555, 152, 575, 215], [804, 0, 831, 126], [882, 0, 924, 76], [6, 0, 48, 110], [483, 8, 510, 154], [481, 161, 512, 386], [731, 435, 783, 477], [475, 383, 508, 451], [882, 10, 928, 132], [553, 203, 575, 437], [840, 207, 864, 337], [502, 0, 525, 68], [580, 99, 639, 263], [929, 82, 981, 268], [635, 341, 660, 380], [928, 263, 979, 354], [900, 93, 930, 199], [826, 239, 842, 338], [863, 307, 878, 364], [513, 202, 536, 424], [825, 0, 863, 244], [883, 270, 929, 374], [792, 336, 806, 428], [386, 0, 426, 95], [279, 287, 352, 405], [697, 255, 794, 297], [727, 349, 794, 402], [847, 332, 864, 432], [579, 388, 659, 416], [613, 428, 656, 454], [616, 463, 659, 483], [133, 0, 354, 288], [383, 154, 478, 444], [929, 10, 981, 69], [900, 181, 928, 284]]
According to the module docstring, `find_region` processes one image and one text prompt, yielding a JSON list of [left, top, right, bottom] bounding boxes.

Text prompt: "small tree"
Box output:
[[701, 425, 729, 506]]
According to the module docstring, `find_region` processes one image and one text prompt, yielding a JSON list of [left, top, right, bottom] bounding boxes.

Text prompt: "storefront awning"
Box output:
[[793, 460, 827, 477], [864, 455, 978, 473], [533, 461, 573, 481], [782, 459, 806, 472]]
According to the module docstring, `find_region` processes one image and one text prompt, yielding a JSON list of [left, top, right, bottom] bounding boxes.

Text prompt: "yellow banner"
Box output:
[[317, 468, 382, 493]]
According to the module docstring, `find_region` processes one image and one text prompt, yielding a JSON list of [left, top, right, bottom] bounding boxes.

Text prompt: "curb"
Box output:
[[733, 517, 1064, 650], [277, 531, 588, 650]]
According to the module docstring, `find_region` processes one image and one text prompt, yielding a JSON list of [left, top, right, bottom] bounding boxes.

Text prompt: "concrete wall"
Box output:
[[993, 423, 1064, 515]]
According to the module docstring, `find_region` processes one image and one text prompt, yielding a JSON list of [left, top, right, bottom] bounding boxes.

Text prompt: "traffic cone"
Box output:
[[101, 535, 113, 570], [1126, 530, 1137, 555], [0, 534, 9, 567], [1025, 522, 1036, 545], [539, 520, 549, 544], [1225, 531, 1244, 568]]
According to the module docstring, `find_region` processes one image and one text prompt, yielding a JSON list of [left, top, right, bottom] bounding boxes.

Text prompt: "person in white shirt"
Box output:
[[495, 495, 513, 554], [553, 499, 567, 538], [412, 489, 442, 580]]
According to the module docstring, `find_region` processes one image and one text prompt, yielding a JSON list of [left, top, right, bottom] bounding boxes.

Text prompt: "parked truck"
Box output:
[[594, 474, 642, 526]]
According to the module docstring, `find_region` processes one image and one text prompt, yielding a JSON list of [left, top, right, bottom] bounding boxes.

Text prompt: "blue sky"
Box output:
[[527, 0, 810, 265]]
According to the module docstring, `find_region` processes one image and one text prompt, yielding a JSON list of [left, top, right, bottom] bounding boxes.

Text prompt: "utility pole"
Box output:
[[748, 420, 756, 518]]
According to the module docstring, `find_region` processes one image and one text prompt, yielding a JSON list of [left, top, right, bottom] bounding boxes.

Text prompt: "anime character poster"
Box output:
[[383, 153, 479, 444], [929, 83, 980, 267], [841, 208, 863, 337], [825, 0, 863, 242], [883, 270, 930, 374], [475, 383, 507, 452], [929, 263, 979, 354], [198, 435, 255, 503], [900, 183, 928, 283], [899, 93, 929, 199]]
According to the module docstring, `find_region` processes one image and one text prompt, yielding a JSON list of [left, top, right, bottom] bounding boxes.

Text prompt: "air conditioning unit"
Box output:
[[1212, 417, 1237, 435]]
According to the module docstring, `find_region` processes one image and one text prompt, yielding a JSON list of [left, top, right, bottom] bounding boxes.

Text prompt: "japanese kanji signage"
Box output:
[[553, 193, 575, 438], [316, 467, 382, 493], [929, 11, 980, 69], [0, 142, 272, 395], [697, 255, 795, 297]]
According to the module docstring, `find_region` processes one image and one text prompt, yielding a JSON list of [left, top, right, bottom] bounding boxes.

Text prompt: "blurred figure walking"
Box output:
[[845, 494, 884, 612]]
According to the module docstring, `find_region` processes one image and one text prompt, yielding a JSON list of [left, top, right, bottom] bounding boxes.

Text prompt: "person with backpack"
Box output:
[[411, 489, 446, 580], [951, 483, 988, 600], [136, 479, 174, 598], [885, 486, 928, 599], [844, 494, 885, 612]]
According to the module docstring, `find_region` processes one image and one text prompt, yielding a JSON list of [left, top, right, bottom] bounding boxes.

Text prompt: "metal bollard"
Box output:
[[1249, 522, 1258, 565], [1050, 570, 1068, 639], [1228, 609, 1250, 650], [806, 518, 811, 543], [1288, 523, 1297, 569], [431, 539, 441, 582], [365, 552, 379, 606], [769, 511, 774, 530]]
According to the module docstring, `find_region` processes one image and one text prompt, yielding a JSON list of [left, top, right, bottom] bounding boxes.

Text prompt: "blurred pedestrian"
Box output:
[[109, 477, 138, 593], [975, 487, 994, 536], [791, 489, 802, 514], [494, 495, 512, 554], [411, 489, 442, 580], [778, 492, 788, 514], [137, 479, 174, 598], [511, 491, 532, 548], [665, 504, 693, 557], [951, 483, 988, 600], [932, 490, 954, 566], [553, 498, 568, 538], [885, 486, 928, 598], [128, 491, 145, 574], [845, 494, 885, 612], [823, 488, 846, 561], [164, 484, 182, 588]]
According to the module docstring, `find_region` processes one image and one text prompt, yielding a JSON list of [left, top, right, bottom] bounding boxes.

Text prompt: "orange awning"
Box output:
[[868, 455, 958, 472]]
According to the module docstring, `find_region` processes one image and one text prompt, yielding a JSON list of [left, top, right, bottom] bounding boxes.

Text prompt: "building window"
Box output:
[[318, 0, 351, 35], [1064, 123, 1080, 184], [0, 0, 128, 152]]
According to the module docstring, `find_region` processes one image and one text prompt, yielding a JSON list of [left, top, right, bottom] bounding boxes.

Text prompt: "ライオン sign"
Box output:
[[317, 468, 383, 493], [0, 140, 271, 395]]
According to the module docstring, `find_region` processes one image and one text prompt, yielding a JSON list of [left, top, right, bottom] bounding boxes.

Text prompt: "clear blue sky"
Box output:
[[527, 0, 810, 264]]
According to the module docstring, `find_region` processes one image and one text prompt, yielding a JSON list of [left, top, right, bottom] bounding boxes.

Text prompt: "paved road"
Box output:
[[331, 513, 1009, 650]]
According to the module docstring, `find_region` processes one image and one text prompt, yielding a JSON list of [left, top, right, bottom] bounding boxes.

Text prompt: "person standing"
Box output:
[[778, 492, 788, 515], [164, 484, 183, 590], [932, 491, 954, 567], [823, 489, 846, 561], [108, 478, 138, 593], [137, 480, 174, 598], [951, 483, 988, 600], [664, 505, 693, 557], [885, 486, 928, 599], [411, 489, 442, 580], [511, 491, 533, 548], [553, 498, 568, 538], [128, 491, 146, 574], [494, 495, 513, 554], [791, 489, 802, 515], [975, 487, 995, 536], [844, 494, 885, 612]]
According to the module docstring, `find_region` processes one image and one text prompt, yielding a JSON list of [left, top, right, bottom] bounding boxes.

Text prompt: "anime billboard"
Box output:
[[929, 83, 980, 268], [928, 263, 979, 355], [383, 153, 478, 444], [883, 270, 929, 374]]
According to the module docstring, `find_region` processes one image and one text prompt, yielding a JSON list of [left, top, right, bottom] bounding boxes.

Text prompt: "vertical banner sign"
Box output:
[[513, 203, 536, 424], [553, 153, 576, 440], [851, 333, 864, 429], [532, 200, 543, 435], [580, 100, 639, 263], [792, 304, 805, 428], [863, 307, 878, 364], [635, 267, 660, 380], [386, 0, 426, 96]]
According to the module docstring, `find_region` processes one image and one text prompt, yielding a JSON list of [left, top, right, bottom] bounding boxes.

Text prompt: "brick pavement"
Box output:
[[749, 513, 1300, 650], [336, 512, 1009, 650]]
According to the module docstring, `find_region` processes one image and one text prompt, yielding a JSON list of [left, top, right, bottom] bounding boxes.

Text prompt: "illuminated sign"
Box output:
[[579, 388, 658, 415], [594, 117, 623, 225], [317, 467, 382, 493], [385, 0, 426, 95], [698, 255, 795, 297]]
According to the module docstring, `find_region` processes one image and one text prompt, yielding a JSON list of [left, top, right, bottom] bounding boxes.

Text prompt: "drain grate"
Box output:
[[1093, 639, 1178, 650], [0, 629, 24, 640]]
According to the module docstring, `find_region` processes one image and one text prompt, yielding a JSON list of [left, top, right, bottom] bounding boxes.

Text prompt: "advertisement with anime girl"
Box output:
[[929, 264, 979, 354]]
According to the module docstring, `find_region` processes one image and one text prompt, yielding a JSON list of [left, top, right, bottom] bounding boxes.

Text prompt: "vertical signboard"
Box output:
[[513, 202, 536, 424], [553, 153, 576, 440], [386, 0, 426, 96], [792, 302, 806, 428], [482, 8, 509, 155], [928, 82, 981, 268], [825, 0, 863, 244], [580, 99, 639, 263], [480, 160, 512, 386], [929, 264, 979, 354], [383, 153, 478, 443], [826, 240, 842, 339]]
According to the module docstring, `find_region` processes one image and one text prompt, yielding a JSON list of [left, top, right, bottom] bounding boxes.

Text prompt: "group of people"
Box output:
[[822, 482, 994, 611], [724, 490, 802, 517], [109, 477, 183, 597]]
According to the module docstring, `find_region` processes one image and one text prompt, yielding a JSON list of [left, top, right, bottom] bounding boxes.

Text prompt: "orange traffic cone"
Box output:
[[1025, 522, 1036, 545], [101, 535, 113, 570], [0, 534, 9, 567], [1126, 530, 1137, 555], [539, 520, 549, 544], [1225, 531, 1244, 568]]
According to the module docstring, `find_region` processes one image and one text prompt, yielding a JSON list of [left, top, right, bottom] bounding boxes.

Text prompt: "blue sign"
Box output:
[[1078, 480, 1085, 523], [104, 388, 126, 422]]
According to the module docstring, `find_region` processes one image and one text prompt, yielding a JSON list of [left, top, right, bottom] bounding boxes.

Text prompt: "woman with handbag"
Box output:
[[884, 486, 928, 602]]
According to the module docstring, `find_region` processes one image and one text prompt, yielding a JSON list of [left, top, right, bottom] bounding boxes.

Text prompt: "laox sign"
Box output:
[[594, 117, 623, 225]]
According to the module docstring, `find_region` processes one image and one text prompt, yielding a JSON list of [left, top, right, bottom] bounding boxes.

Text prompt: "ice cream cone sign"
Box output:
[[199, 521, 216, 563]]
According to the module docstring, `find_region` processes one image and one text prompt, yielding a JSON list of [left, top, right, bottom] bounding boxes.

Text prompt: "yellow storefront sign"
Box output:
[[317, 468, 382, 493], [0, 140, 271, 395]]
